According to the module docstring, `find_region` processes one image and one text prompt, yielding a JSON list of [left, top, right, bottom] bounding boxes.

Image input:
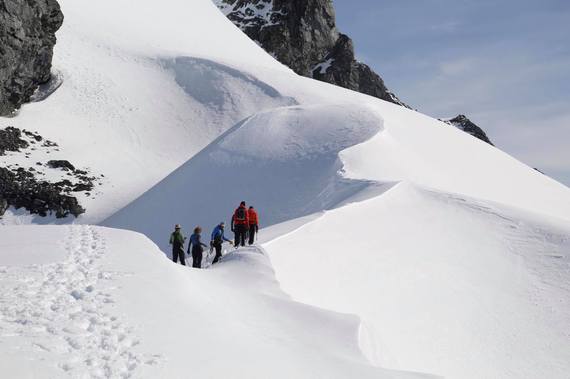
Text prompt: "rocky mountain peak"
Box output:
[[442, 115, 494, 145], [213, 0, 406, 106]]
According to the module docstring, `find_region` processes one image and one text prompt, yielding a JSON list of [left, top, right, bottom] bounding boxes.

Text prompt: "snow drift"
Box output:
[[0, 225, 431, 379], [264, 182, 570, 378], [104, 103, 387, 252]]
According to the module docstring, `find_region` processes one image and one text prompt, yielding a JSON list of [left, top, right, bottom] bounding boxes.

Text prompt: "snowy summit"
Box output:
[[0, 0, 569, 378]]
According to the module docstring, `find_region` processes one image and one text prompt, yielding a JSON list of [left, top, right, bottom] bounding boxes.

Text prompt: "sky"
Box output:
[[333, 0, 570, 187]]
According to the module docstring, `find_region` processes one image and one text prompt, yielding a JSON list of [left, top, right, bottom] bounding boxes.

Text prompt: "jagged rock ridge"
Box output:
[[0, 0, 64, 115], [442, 115, 494, 145]]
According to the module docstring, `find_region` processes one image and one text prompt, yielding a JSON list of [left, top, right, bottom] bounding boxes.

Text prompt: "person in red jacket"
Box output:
[[248, 206, 259, 245], [233, 201, 249, 247]]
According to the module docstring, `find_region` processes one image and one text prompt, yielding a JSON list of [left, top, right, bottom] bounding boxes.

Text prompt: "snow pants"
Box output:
[[172, 244, 185, 266], [192, 247, 203, 268], [212, 241, 223, 264], [248, 224, 258, 245], [235, 224, 247, 247]]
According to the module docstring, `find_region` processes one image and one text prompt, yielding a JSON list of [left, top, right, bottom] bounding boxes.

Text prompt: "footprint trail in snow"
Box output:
[[0, 225, 160, 378]]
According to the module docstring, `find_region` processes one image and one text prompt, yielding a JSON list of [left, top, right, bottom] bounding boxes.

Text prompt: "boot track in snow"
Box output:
[[0, 225, 160, 378]]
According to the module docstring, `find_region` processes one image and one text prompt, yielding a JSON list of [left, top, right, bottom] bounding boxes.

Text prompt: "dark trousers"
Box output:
[[235, 224, 247, 247], [212, 241, 222, 264], [172, 245, 185, 265], [248, 224, 257, 245], [192, 247, 203, 268]]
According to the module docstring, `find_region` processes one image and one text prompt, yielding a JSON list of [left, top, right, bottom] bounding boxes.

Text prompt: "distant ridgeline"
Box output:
[[213, 0, 493, 145]]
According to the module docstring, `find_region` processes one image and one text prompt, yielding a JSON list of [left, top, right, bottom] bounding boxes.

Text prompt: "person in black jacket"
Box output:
[[232, 201, 249, 247], [188, 226, 208, 268]]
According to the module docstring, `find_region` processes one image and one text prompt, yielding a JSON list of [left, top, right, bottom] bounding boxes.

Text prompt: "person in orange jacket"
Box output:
[[248, 206, 259, 245], [233, 201, 249, 247]]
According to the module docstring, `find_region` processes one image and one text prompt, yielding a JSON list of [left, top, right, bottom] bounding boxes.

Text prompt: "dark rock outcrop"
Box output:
[[47, 159, 75, 171], [1, 126, 100, 219], [0, 126, 29, 154], [0, 166, 84, 218], [214, 0, 407, 106], [0, 0, 64, 115], [443, 115, 494, 145]]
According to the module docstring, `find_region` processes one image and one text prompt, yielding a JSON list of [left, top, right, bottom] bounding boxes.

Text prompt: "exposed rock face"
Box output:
[[0, 126, 29, 154], [443, 115, 494, 145], [0, 0, 64, 115], [214, 0, 406, 106], [312, 34, 404, 105]]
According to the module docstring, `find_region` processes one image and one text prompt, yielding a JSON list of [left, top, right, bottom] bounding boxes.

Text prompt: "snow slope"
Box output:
[[263, 183, 570, 379], [0, 225, 431, 379], [104, 103, 387, 252]]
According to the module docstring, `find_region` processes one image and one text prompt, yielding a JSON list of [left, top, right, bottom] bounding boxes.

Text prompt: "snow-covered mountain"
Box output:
[[1, 0, 569, 378], [212, 0, 495, 145]]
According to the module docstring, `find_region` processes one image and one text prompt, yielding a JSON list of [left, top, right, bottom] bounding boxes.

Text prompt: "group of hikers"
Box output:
[[168, 201, 259, 269]]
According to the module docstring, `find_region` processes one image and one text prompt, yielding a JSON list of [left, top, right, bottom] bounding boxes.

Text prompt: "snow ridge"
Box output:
[[0, 226, 159, 378]]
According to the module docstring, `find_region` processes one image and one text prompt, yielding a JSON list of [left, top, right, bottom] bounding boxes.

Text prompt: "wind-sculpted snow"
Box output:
[[162, 56, 296, 137], [263, 182, 570, 378], [104, 103, 386, 253], [4, 0, 570, 377], [0, 226, 432, 379], [215, 104, 381, 161]]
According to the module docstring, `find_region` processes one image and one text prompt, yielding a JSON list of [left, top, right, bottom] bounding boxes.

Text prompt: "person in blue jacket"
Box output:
[[211, 222, 233, 264], [187, 226, 208, 268]]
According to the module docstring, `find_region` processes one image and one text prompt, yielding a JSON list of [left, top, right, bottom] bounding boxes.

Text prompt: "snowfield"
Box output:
[[1, 0, 570, 377], [264, 183, 570, 378], [0, 226, 432, 379]]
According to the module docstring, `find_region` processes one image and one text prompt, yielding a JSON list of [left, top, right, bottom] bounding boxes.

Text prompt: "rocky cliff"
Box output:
[[0, 0, 64, 116], [214, 0, 406, 106], [214, 0, 494, 144]]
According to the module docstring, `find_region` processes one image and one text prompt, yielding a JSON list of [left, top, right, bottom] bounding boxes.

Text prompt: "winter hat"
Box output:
[[175, 224, 181, 229]]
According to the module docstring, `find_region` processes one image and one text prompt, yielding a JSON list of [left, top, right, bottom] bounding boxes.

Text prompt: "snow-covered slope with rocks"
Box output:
[[1, 0, 291, 224], [1, 0, 570, 378]]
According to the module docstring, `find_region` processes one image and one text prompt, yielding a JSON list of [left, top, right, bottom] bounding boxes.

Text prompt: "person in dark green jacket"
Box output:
[[169, 224, 187, 265]]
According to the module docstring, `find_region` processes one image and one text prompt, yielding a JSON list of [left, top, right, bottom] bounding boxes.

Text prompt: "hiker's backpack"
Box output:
[[235, 207, 246, 221]]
